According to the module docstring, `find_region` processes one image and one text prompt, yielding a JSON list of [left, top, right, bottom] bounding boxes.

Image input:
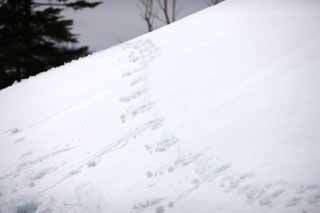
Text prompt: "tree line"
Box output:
[[0, 0, 100, 89]]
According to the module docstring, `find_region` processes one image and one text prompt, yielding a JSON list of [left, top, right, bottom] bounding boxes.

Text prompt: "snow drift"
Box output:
[[1, 0, 320, 212]]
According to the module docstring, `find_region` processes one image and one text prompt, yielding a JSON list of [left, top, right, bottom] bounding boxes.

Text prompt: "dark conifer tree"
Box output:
[[0, 0, 101, 89]]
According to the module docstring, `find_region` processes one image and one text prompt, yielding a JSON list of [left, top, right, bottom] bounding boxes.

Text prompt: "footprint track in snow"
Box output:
[[3, 128, 22, 135], [117, 40, 320, 211], [144, 136, 179, 154], [14, 137, 25, 144], [119, 88, 148, 103], [132, 198, 165, 213], [120, 102, 156, 123], [139, 146, 320, 211]]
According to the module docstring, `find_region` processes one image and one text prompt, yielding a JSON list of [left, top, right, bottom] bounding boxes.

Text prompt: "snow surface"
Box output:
[[1, 0, 320, 212]]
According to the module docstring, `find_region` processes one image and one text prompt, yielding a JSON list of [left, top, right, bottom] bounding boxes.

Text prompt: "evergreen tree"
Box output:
[[0, 0, 101, 89]]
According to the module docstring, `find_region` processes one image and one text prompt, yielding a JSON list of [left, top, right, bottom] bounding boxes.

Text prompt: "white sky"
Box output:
[[64, 0, 209, 52]]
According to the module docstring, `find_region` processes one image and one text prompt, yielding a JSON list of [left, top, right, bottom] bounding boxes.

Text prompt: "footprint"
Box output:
[[219, 176, 240, 192], [308, 193, 320, 204], [121, 68, 143, 78], [14, 137, 25, 144], [119, 89, 147, 103], [31, 167, 56, 181], [191, 179, 201, 187], [38, 209, 53, 213], [256, 184, 286, 207], [286, 197, 302, 207], [10, 128, 21, 135], [155, 206, 165, 213], [130, 77, 146, 87], [296, 184, 320, 194], [133, 198, 164, 212], [168, 166, 175, 173], [259, 196, 273, 207], [214, 164, 231, 174], [154, 137, 179, 153], [16, 201, 39, 213], [121, 102, 155, 123], [270, 189, 285, 198], [87, 160, 97, 168], [239, 173, 255, 181], [20, 152, 33, 159], [145, 136, 179, 154], [69, 169, 81, 176], [146, 171, 153, 178], [167, 201, 175, 208], [239, 185, 265, 203]]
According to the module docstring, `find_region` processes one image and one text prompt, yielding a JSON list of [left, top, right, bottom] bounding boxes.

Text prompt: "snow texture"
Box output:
[[0, 0, 320, 212]]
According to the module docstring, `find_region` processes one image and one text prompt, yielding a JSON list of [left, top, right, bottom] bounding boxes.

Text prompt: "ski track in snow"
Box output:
[[0, 39, 320, 213]]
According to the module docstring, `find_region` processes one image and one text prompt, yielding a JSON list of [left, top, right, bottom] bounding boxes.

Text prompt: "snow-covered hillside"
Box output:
[[1, 0, 320, 212]]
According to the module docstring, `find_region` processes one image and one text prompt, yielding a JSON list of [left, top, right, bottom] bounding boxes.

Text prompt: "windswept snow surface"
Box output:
[[1, 0, 320, 212]]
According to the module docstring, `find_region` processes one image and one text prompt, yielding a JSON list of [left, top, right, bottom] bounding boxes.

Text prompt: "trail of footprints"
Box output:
[[117, 39, 320, 213], [134, 149, 320, 213], [1, 39, 319, 212]]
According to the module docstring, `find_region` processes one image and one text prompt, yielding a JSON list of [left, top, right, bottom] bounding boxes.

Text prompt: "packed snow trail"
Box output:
[[1, 0, 320, 212]]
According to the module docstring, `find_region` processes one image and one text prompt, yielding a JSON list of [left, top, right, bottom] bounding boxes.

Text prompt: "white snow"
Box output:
[[1, 0, 320, 212]]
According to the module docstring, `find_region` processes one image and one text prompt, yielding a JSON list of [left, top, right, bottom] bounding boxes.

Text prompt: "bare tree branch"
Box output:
[[33, 0, 101, 10], [138, 0, 178, 32], [139, 0, 154, 32], [172, 0, 176, 22]]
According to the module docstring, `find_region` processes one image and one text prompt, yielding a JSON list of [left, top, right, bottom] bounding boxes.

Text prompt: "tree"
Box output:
[[139, 0, 155, 32], [138, 0, 178, 32], [0, 0, 101, 89], [157, 0, 177, 24]]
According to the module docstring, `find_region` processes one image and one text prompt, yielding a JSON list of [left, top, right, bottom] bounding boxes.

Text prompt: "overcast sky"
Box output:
[[64, 0, 209, 52]]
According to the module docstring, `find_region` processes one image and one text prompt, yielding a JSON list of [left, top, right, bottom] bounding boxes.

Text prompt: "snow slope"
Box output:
[[1, 0, 320, 212]]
